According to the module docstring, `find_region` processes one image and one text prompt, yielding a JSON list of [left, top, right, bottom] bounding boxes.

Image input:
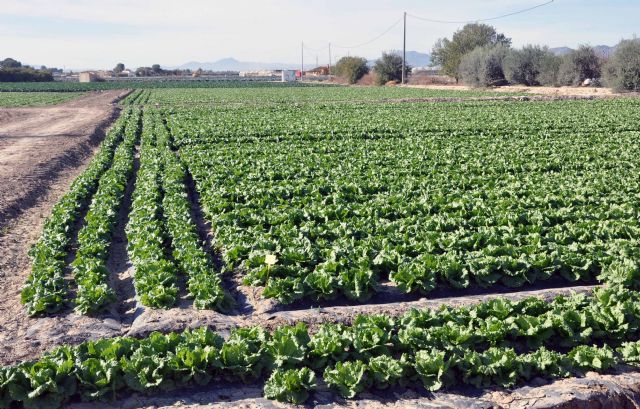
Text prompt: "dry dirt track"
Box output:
[[0, 90, 130, 365], [0, 91, 129, 225]]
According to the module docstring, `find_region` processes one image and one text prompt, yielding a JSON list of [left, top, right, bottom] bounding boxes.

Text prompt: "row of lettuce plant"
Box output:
[[21, 109, 132, 316], [72, 109, 141, 314], [123, 90, 151, 106], [168, 100, 640, 304], [4, 286, 640, 407], [154, 115, 231, 311], [125, 111, 179, 308]]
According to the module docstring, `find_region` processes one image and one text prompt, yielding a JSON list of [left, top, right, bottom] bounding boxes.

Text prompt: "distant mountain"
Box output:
[[550, 45, 616, 57], [593, 45, 616, 57], [176, 58, 297, 72], [366, 50, 430, 68], [178, 51, 430, 72], [549, 47, 573, 56], [404, 51, 431, 68]]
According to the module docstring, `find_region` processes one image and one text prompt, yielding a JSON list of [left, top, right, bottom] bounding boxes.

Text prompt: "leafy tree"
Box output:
[[135, 67, 152, 77], [113, 63, 125, 73], [504, 45, 559, 86], [1, 57, 22, 69], [431, 23, 511, 82], [605, 38, 640, 92], [557, 45, 602, 86], [373, 52, 409, 85], [459, 44, 509, 87], [335, 56, 369, 84], [152, 64, 162, 74], [0, 67, 53, 82], [537, 52, 563, 86]]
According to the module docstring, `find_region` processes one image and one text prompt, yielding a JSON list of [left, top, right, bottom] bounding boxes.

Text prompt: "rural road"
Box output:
[[0, 89, 129, 365], [0, 90, 128, 225]]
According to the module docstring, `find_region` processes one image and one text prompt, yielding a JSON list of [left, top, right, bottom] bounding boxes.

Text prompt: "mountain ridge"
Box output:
[[174, 51, 431, 72]]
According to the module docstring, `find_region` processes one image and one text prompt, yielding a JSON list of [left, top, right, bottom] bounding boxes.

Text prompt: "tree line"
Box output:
[[0, 58, 60, 82], [331, 24, 640, 92]]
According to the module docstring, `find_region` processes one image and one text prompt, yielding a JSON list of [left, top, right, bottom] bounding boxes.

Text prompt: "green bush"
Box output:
[[504, 45, 560, 86], [459, 44, 509, 87], [373, 52, 409, 85], [537, 52, 563, 86], [557, 45, 602, 86], [605, 38, 640, 92], [431, 23, 511, 82], [335, 56, 369, 84], [0, 67, 53, 82]]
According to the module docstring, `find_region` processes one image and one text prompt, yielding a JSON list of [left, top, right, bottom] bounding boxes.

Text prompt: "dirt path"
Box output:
[[404, 83, 633, 97], [0, 90, 130, 365]]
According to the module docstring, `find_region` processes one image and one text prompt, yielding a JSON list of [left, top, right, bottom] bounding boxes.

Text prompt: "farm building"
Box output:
[[78, 72, 98, 82]]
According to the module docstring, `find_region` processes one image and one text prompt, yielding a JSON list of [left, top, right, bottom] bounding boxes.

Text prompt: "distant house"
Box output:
[[79, 72, 98, 83], [412, 66, 442, 75], [282, 70, 296, 82], [307, 66, 329, 76], [239, 70, 281, 77]]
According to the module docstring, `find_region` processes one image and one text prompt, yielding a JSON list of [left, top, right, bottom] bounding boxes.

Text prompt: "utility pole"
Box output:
[[328, 43, 332, 78], [402, 11, 406, 84], [301, 41, 304, 78]]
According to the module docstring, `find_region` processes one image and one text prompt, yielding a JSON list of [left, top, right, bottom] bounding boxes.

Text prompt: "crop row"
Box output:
[[154, 117, 230, 310], [0, 92, 85, 107], [0, 81, 329, 92], [169, 99, 640, 304], [4, 285, 640, 407], [72, 111, 140, 314], [125, 111, 228, 310], [21, 109, 134, 316], [141, 86, 515, 105], [122, 90, 151, 105], [126, 111, 180, 308]]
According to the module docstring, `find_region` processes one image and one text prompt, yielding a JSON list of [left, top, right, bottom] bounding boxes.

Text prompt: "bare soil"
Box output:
[[404, 83, 633, 97], [66, 369, 640, 409], [0, 90, 130, 365]]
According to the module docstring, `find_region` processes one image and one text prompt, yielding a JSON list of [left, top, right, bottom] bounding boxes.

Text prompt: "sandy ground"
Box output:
[[404, 83, 624, 97], [0, 90, 130, 365], [66, 369, 640, 409]]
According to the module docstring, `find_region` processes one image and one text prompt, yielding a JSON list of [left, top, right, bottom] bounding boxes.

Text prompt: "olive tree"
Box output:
[[373, 52, 409, 85], [557, 45, 602, 86], [605, 38, 640, 92], [459, 44, 509, 87], [431, 23, 511, 82], [335, 56, 369, 84], [504, 45, 560, 86]]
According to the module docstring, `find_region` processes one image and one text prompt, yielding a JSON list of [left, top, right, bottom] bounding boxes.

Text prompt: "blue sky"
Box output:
[[0, 0, 637, 70]]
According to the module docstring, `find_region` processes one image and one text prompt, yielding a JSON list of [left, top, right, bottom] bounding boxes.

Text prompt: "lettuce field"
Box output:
[[0, 92, 84, 107], [4, 84, 640, 407]]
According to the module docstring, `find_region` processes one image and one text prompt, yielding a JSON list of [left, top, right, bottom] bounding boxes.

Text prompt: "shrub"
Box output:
[[373, 52, 409, 85], [335, 57, 369, 84], [459, 44, 509, 87], [605, 38, 640, 92], [504, 45, 559, 86], [432, 23, 511, 82], [537, 52, 563, 86], [0, 67, 53, 82], [557, 45, 602, 86]]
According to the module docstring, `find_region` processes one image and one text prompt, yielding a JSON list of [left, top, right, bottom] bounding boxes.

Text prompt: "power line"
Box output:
[[299, 0, 555, 80], [303, 44, 329, 52], [332, 16, 404, 49], [407, 0, 554, 24]]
